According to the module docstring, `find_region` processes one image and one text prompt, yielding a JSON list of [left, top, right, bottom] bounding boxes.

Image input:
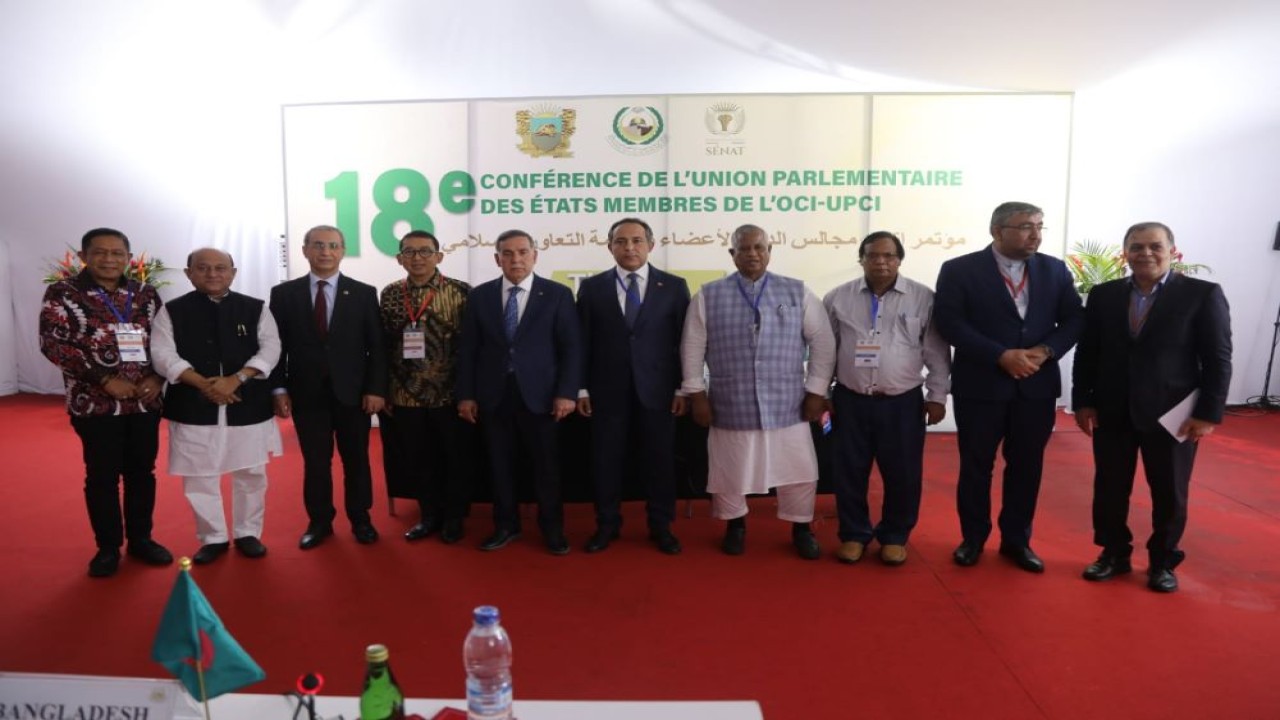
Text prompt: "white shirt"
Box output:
[[823, 275, 951, 404], [309, 272, 340, 326], [612, 264, 649, 313], [992, 248, 1029, 319]]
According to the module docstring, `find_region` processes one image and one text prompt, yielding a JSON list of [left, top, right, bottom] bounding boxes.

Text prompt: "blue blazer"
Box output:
[[577, 265, 690, 411], [934, 246, 1083, 401], [1072, 274, 1231, 431], [455, 275, 582, 413]]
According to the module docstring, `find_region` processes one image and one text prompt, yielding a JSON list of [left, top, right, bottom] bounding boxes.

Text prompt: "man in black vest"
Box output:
[[152, 248, 282, 564]]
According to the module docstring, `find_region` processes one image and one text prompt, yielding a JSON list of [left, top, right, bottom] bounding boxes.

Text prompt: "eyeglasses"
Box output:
[[399, 248, 440, 258], [1000, 224, 1046, 233], [306, 242, 344, 251]]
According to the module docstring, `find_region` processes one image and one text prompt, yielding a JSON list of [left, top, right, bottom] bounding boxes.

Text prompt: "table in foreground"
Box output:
[[211, 693, 764, 719]]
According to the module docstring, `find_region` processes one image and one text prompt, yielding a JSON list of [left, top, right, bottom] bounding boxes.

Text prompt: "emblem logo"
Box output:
[[516, 104, 576, 158], [705, 102, 745, 135], [608, 105, 667, 155]]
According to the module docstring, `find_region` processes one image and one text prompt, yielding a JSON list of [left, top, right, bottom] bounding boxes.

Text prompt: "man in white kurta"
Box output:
[[151, 248, 282, 564], [681, 225, 836, 559]]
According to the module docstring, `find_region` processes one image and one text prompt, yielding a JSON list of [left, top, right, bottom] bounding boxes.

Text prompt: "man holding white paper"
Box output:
[[1071, 222, 1232, 593]]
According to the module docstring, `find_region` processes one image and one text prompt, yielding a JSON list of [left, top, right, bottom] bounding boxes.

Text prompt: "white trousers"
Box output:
[[183, 465, 268, 544], [711, 482, 816, 522]]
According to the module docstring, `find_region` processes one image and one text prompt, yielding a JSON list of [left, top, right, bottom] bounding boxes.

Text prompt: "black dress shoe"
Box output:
[[192, 542, 230, 565], [584, 527, 620, 553], [233, 536, 268, 559], [440, 519, 464, 545], [721, 526, 746, 556], [88, 549, 121, 578], [126, 540, 174, 566], [1082, 554, 1131, 582], [479, 529, 521, 551], [1148, 568, 1179, 593], [353, 523, 379, 545], [999, 544, 1045, 573], [545, 531, 570, 556], [299, 525, 333, 550], [404, 519, 439, 542], [649, 528, 682, 555], [792, 530, 821, 560], [953, 542, 982, 567]]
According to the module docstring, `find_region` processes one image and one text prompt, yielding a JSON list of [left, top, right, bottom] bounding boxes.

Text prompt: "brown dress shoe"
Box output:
[[836, 541, 865, 564], [880, 544, 908, 566]]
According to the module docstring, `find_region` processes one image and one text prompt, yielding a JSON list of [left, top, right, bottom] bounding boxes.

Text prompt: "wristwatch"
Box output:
[[235, 372, 250, 384]]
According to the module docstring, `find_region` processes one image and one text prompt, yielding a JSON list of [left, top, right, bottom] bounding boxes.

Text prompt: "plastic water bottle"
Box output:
[[463, 605, 513, 720], [359, 643, 405, 720]]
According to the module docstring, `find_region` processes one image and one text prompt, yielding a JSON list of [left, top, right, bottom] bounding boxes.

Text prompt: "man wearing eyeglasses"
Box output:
[[269, 225, 387, 550], [378, 230, 474, 545], [934, 202, 1083, 573]]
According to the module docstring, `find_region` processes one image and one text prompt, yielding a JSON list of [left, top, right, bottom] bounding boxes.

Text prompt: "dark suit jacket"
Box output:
[[577, 265, 690, 411], [455, 275, 582, 413], [1072, 274, 1232, 431], [268, 273, 387, 408], [935, 245, 1084, 401]]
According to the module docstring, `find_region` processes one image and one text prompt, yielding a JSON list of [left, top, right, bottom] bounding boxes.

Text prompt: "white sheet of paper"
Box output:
[[1158, 389, 1200, 442]]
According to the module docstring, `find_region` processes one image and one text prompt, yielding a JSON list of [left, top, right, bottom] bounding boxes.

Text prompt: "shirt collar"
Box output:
[[502, 274, 535, 294], [1128, 270, 1172, 293], [614, 264, 649, 283], [990, 245, 1027, 268], [309, 272, 340, 289]]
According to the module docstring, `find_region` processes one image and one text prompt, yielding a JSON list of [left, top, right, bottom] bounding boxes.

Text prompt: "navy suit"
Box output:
[[934, 246, 1083, 548], [455, 275, 582, 533], [578, 265, 690, 532], [269, 273, 387, 529], [1072, 274, 1231, 569]]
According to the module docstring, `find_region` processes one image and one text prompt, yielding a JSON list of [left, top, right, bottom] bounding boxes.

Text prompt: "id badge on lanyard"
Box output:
[[855, 292, 882, 367], [403, 327, 426, 359], [114, 323, 147, 362]]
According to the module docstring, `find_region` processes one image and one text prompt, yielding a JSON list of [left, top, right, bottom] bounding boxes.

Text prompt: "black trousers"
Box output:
[[70, 412, 161, 549], [1091, 416, 1197, 570], [391, 404, 475, 522], [953, 395, 1056, 548], [588, 382, 677, 532], [291, 383, 374, 528], [830, 385, 925, 545], [482, 375, 563, 534]]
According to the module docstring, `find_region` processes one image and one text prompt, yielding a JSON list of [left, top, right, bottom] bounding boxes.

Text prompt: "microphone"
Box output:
[[295, 672, 324, 720]]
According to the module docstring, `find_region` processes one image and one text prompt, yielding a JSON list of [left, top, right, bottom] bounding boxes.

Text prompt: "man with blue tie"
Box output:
[[576, 218, 690, 555], [934, 202, 1083, 572], [455, 229, 582, 555]]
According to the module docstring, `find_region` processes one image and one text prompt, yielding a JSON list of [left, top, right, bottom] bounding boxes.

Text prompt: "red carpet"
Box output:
[[2, 393, 1279, 719]]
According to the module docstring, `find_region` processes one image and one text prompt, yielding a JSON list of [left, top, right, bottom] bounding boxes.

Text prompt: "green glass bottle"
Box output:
[[360, 643, 405, 720]]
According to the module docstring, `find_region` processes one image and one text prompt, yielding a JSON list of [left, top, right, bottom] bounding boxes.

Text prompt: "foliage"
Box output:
[[43, 247, 171, 288]]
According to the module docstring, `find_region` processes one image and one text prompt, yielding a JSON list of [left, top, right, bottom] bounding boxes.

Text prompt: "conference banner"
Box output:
[[282, 93, 1071, 296]]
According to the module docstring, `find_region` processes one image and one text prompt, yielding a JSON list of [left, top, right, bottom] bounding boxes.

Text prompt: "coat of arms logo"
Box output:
[[516, 104, 576, 158]]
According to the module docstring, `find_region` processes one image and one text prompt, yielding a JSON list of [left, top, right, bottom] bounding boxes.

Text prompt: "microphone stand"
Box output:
[[1260, 297, 1280, 409]]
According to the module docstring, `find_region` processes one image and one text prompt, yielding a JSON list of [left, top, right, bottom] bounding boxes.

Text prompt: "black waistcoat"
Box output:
[[161, 291, 274, 426]]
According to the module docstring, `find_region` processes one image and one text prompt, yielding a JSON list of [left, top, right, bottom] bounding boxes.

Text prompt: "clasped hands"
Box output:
[[998, 345, 1051, 380], [103, 375, 164, 402]]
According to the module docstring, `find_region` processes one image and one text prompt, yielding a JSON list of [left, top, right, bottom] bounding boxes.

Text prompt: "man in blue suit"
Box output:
[[576, 218, 690, 555], [455, 229, 582, 555], [934, 201, 1083, 572]]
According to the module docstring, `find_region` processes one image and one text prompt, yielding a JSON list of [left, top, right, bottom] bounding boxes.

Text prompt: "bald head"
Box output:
[[184, 247, 237, 296]]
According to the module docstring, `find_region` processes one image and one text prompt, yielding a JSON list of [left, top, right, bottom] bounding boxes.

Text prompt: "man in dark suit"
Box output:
[[269, 225, 387, 549], [576, 217, 689, 555], [1072, 222, 1231, 593], [934, 201, 1083, 572], [455, 229, 582, 555]]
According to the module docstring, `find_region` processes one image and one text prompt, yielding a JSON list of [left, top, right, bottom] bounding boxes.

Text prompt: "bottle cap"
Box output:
[[473, 605, 500, 625], [366, 643, 390, 663]]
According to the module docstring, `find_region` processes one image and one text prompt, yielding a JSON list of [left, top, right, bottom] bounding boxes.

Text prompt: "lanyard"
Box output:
[[869, 292, 881, 331], [96, 285, 134, 324], [402, 274, 442, 326], [999, 266, 1028, 301], [735, 273, 771, 327]]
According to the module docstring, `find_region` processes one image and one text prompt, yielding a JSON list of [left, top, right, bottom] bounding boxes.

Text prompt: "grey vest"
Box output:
[[703, 272, 807, 430]]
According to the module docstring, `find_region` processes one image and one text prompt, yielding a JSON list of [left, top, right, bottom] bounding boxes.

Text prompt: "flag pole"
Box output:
[[179, 557, 214, 720]]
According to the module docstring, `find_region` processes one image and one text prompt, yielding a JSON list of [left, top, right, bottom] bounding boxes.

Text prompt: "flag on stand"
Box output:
[[152, 561, 266, 700]]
